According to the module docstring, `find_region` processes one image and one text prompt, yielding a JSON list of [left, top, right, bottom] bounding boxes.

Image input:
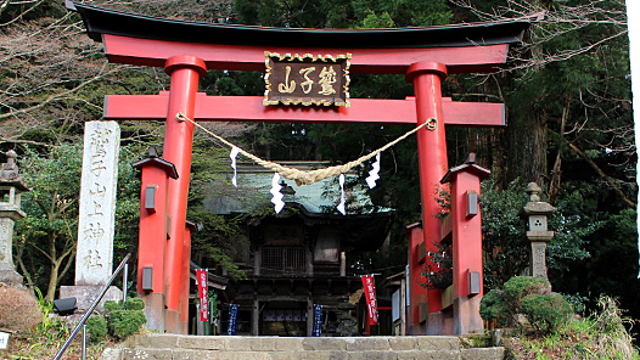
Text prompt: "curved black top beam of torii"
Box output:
[[68, 1, 529, 50]]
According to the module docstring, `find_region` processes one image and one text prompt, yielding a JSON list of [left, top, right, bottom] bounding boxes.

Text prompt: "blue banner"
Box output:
[[227, 304, 239, 335], [312, 304, 322, 337]]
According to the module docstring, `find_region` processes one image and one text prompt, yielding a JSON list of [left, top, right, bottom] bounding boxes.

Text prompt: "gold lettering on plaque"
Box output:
[[299, 67, 316, 94], [278, 66, 296, 93], [318, 66, 337, 95]]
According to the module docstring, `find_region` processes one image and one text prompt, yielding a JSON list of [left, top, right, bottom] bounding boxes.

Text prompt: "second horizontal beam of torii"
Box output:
[[104, 93, 504, 127]]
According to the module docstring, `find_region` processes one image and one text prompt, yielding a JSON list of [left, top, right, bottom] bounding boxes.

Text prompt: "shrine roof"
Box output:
[[69, 2, 529, 49]]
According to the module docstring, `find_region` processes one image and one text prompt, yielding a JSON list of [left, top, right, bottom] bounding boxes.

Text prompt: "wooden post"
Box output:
[[132, 149, 178, 332], [441, 154, 490, 335]]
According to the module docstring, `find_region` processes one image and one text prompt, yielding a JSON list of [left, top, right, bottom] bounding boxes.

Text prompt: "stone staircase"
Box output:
[[102, 334, 505, 360]]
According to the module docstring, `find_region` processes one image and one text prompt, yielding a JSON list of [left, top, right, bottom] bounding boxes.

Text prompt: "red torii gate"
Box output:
[[70, 2, 529, 335]]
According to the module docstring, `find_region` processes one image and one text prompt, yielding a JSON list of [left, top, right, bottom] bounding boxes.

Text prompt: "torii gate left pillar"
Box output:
[[161, 56, 206, 333]]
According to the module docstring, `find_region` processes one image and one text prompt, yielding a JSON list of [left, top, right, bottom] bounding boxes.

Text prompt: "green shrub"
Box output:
[[502, 276, 550, 304], [102, 298, 147, 339], [103, 300, 122, 313], [108, 310, 146, 339], [479, 289, 509, 325], [123, 298, 145, 311], [480, 276, 573, 333], [520, 293, 572, 331], [85, 316, 108, 344]]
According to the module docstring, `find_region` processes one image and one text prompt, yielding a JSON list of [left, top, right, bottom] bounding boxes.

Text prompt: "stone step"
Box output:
[[103, 335, 505, 360], [103, 348, 504, 360], [123, 335, 463, 352]]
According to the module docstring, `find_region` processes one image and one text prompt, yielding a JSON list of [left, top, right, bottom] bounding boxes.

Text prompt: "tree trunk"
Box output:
[[504, 108, 548, 184], [503, 0, 549, 186], [46, 260, 61, 303]]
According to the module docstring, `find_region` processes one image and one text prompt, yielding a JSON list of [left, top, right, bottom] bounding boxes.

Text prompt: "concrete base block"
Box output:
[[453, 296, 483, 335], [426, 311, 454, 336], [165, 309, 181, 334], [0, 269, 23, 287], [407, 323, 427, 335], [180, 321, 188, 335], [59, 285, 123, 313], [139, 292, 165, 332]]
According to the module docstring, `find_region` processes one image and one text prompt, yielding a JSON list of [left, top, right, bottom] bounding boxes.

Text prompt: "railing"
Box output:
[[53, 252, 131, 360], [261, 247, 306, 273]]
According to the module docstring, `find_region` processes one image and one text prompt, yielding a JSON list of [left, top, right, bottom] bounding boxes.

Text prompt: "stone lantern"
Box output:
[[0, 150, 30, 286], [521, 182, 556, 281]]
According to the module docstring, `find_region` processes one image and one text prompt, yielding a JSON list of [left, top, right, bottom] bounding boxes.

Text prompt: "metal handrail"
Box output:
[[53, 252, 132, 360]]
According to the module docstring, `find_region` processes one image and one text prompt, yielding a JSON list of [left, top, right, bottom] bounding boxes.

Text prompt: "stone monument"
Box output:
[[521, 182, 557, 280], [59, 121, 123, 311], [0, 150, 29, 286]]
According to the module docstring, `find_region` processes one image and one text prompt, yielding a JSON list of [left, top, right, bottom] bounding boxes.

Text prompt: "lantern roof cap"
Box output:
[[521, 182, 556, 215]]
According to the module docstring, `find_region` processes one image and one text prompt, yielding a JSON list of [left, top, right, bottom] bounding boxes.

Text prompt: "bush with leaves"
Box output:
[[85, 316, 108, 344], [481, 276, 572, 332], [103, 298, 146, 339], [122, 297, 145, 311], [108, 310, 146, 339], [520, 293, 573, 332]]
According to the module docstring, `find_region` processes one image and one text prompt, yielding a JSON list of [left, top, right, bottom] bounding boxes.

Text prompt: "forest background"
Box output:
[[0, 0, 637, 333]]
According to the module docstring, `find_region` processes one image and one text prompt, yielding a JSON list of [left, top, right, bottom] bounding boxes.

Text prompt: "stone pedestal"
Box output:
[[0, 214, 24, 282], [59, 285, 123, 313], [139, 292, 166, 332], [0, 214, 23, 287], [527, 231, 554, 280], [0, 270, 23, 286], [165, 309, 181, 334], [453, 296, 483, 335], [425, 311, 454, 336]]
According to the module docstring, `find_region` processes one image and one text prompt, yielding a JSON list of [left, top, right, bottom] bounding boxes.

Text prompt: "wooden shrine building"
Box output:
[[205, 162, 392, 336]]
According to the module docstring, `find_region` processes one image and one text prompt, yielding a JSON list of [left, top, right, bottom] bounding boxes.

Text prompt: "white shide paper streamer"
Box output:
[[270, 173, 285, 214], [230, 146, 239, 188], [337, 174, 346, 215], [366, 153, 381, 189]]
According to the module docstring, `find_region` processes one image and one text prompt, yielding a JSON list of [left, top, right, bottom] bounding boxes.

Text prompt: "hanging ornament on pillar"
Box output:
[[230, 146, 239, 188], [366, 153, 381, 189], [270, 173, 285, 213], [337, 174, 346, 215]]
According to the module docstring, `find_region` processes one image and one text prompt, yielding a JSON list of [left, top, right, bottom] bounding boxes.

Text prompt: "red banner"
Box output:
[[196, 269, 208, 322], [361, 275, 378, 325]]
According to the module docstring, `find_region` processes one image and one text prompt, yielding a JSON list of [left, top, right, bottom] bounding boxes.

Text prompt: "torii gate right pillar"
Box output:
[[406, 62, 449, 334]]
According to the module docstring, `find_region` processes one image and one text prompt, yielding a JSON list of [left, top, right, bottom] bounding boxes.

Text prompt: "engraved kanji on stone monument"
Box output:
[[75, 121, 120, 285]]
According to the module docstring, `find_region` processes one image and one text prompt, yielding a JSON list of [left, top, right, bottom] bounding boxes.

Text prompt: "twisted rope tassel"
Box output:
[[176, 112, 432, 186]]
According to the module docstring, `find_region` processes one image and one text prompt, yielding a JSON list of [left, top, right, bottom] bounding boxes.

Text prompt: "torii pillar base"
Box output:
[[453, 297, 483, 335], [138, 292, 166, 332], [165, 309, 181, 334]]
